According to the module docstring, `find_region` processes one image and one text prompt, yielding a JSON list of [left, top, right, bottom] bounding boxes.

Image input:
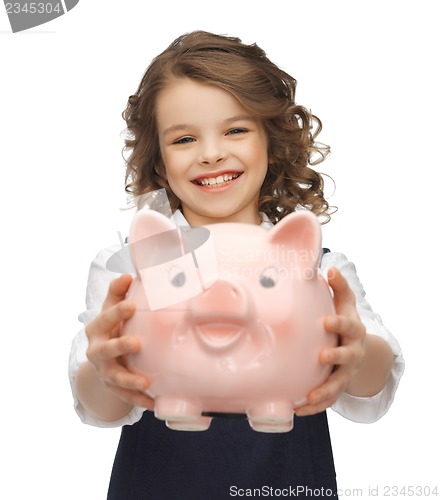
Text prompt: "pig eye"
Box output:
[[259, 267, 278, 288], [260, 276, 275, 288], [168, 266, 186, 287]]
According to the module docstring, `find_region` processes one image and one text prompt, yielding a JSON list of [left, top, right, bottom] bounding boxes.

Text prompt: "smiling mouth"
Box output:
[[192, 172, 242, 187]]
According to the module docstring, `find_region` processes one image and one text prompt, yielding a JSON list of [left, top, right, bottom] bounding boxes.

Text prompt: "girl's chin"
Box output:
[[182, 203, 259, 226]]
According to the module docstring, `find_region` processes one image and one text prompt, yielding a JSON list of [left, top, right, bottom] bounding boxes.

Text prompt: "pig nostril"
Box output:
[[230, 288, 238, 299]]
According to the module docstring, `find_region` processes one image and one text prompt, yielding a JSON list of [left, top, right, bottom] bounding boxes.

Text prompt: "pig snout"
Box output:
[[189, 279, 252, 349]]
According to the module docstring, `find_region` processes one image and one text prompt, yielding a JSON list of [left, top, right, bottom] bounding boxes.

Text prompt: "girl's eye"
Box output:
[[227, 128, 248, 136], [173, 136, 195, 145]]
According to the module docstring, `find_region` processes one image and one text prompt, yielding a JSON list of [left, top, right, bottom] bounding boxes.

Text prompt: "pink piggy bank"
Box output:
[[121, 209, 337, 433]]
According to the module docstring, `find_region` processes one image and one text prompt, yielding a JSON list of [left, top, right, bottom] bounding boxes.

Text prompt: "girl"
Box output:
[[69, 31, 404, 499]]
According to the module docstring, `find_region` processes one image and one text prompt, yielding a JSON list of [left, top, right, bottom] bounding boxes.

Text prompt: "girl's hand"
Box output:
[[85, 274, 154, 410], [295, 267, 366, 417]]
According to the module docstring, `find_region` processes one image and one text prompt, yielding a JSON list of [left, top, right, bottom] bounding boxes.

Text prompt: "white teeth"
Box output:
[[196, 173, 240, 186]]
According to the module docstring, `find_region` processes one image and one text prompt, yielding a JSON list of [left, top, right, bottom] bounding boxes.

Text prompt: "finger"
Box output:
[[295, 369, 350, 416], [327, 267, 356, 310], [295, 398, 331, 417], [102, 274, 133, 310], [86, 300, 135, 340], [294, 397, 336, 417], [324, 314, 365, 340], [320, 345, 362, 366], [104, 363, 149, 392], [108, 386, 155, 411], [311, 368, 350, 404], [102, 365, 153, 409], [88, 336, 141, 363]]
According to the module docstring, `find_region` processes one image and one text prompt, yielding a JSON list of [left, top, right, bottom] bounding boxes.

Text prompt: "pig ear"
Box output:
[[129, 209, 181, 272], [129, 208, 176, 243], [266, 211, 322, 275]]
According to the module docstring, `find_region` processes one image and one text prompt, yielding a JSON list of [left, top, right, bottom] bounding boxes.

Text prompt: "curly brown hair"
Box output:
[[122, 31, 334, 224]]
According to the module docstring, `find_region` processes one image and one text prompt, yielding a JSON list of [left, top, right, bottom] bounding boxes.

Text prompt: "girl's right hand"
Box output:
[[85, 274, 154, 410]]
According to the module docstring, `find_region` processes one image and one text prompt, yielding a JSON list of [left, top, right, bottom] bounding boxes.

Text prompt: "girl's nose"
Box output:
[[199, 139, 225, 166]]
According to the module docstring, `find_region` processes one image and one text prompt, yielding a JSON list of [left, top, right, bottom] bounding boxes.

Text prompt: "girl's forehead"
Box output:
[[156, 79, 252, 127], [159, 78, 234, 102]]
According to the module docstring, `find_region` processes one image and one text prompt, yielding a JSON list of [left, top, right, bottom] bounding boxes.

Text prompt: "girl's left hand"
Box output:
[[295, 267, 366, 417]]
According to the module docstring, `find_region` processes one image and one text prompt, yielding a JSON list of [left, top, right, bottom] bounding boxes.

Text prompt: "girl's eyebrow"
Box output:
[[223, 114, 255, 124], [162, 124, 192, 137], [162, 115, 255, 137]]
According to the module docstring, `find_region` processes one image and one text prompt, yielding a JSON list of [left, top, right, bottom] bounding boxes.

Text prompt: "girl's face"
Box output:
[[156, 78, 268, 226]]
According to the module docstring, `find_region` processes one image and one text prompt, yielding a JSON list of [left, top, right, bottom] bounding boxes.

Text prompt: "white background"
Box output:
[[1, 1, 438, 498]]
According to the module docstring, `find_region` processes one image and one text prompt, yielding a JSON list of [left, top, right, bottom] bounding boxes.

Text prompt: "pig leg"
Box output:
[[247, 401, 294, 433], [249, 419, 294, 433], [166, 416, 212, 431], [154, 396, 203, 423]]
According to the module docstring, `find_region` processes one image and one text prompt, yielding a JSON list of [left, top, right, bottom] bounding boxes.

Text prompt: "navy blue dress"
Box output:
[[107, 410, 338, 499]]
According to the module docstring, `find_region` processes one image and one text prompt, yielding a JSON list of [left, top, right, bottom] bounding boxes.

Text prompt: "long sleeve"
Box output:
[[68, 244, 145, 427], [321, 252, 405, 423]]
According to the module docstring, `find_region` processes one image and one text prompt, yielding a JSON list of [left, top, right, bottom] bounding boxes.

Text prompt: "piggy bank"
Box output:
[[120, 209, 337, 433]]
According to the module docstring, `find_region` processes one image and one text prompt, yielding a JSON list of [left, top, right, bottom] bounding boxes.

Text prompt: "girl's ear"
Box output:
[[266, 211, 322, 276], [129, 209, 182, 272]]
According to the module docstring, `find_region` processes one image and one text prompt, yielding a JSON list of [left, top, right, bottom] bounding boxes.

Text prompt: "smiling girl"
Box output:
[[157, 79, 268, 226], [69, 31, 404, 499]]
